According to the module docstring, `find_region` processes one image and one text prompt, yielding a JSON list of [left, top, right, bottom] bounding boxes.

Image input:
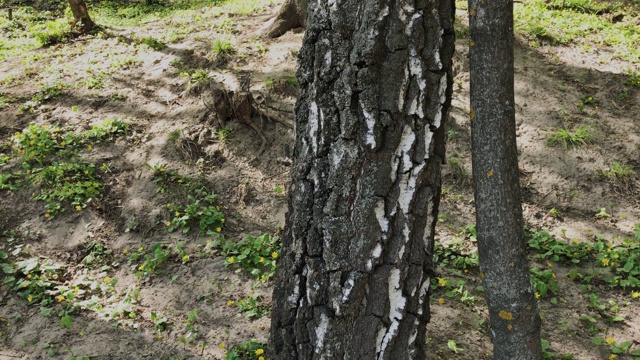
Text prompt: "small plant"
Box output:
[[236, 294, 270, 319], [447, 339, 463, 354], [224, 339, 266, 360], [527, 228, 591, 264], [0, 173, 21, 191], [586, 294, 624, 323], [83, 74, 105, 89], [30, 162, 102, 217], [444, 280, 476, 306], [592, 336, 640, 357], [546, 126, 593, 149], [185, 308, 199, 332], [30, 18, 72, 46], [548, 208, 561, 218], [222, 234, 281, 281], [110, 92, 126, 101], [577, 95, 597, 111], [134, 243, 171, 278], [530, 267, 559, 300], [166, 190, 225, 235], [595, 208, 611, 219], [140, 37, 165, 50], [600, 162, 634, 180], [188, 69, 210, 84], [212, 38, 234, 56], [624, 69, 640, 88], [215, 127, 232, 142]]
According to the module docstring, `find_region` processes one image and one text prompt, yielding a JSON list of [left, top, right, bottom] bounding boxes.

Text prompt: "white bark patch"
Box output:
[[287, 274, 302, 306], [330, 145, 344, 167], [433, 73, 448, 129], [398, 163, 425, 214], [423, 128, 434, 160], [314, 313, 330, 355], [375, 325, 387, 355], [391, 125, 416, 183], [417, 278, 430, 315], [372, 243, 382, 259], [367, 243, 383, 271], [405, 12, 422, 35], [360, 101, 376, 149], [374, 199, 389, 235], [324, 50, 332, 69], [308, 101, 319, 154], [408, 47, 427, 118], [341, 275, 356, 302], [397, 224, 411, 260], [378, 268, 406, 359], [378, 5, 389, 21], [432, 29, 445, 70]]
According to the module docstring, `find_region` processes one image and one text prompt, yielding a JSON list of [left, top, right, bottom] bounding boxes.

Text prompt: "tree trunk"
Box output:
[[468, 0, 543, 358], [67, 0, 94, 33], [269, 1, 455, 359], [264, 0, 307, 38]]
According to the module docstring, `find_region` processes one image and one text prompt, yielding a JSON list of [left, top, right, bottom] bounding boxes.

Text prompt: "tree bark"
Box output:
[[264, 0, 307, 38], [468, 0, 543, 358], [269, 1, 455, 359], [68, 0, 94, 33]]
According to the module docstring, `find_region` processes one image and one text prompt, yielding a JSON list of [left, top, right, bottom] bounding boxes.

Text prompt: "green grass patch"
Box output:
[[546, 126, 594, 149], [1, 120, 130, 216], [146, 163, 225, 236], [212, 38, 234, 56], [30, 17, 72, 46], [29, 162, 101, 216], [515, 0, 640, 61]]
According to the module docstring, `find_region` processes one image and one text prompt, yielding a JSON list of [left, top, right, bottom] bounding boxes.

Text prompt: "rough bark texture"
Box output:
[[265, 0, 308, 38], [468, 0, 543, 358], [269, 1, 455, 359], [68, 0, 94, 33]]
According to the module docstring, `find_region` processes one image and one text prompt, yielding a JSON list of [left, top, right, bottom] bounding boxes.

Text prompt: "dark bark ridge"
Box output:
[[269, 1, 455, 359], [468, 0, 543, 358]]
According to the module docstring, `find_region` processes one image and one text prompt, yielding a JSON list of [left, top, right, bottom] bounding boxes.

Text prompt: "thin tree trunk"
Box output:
[[68, 0, 94, 33], [468, 0, 543, 358], [269, 0, 455, 359]]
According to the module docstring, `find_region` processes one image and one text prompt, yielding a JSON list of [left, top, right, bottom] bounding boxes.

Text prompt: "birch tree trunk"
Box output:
[[269, 1, 455, 358], [468, 0, 543, 358]]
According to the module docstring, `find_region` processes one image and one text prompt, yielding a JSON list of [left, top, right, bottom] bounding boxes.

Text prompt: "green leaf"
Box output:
[[0, 263, 15, 274], [60, 315, 72, 329], [447, 340, 463, 353]]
